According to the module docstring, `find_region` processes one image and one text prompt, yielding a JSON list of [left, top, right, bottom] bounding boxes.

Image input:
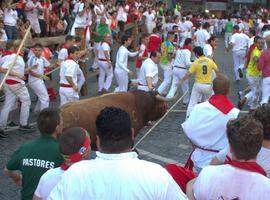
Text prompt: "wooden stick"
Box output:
[[0, 26, 31, 89]]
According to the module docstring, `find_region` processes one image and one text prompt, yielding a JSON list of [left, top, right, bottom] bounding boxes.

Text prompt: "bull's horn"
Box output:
[[155, 92, 179, 102]]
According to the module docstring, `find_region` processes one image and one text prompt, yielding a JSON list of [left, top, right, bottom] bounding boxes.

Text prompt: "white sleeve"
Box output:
[[138, 45, 146, 57], [103, 43, 110, 52], [43, 57, 51, 67], [230, 35, 235, 44], [77, 67, 85, 90], [2, 56, 12, 69], [58, 49, 68, 61], [34, 173, 47, 199], [145, 65, 155, 78], [193, 167, 210, 199], [185, 51, 192, 67], [127, 50, 138, 57], [78, 3, 84, 12], [65, 63, 76, 77], [116, 49, 130, 73]]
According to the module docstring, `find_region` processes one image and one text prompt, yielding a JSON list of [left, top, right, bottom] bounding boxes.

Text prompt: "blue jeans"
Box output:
[[4, 25, 18, 40]]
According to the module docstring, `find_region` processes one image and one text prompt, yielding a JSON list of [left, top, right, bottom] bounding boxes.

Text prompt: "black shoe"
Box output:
[[7, 121, 19, 128], [238, 97, 247, 110], [19, 125, 35, 131], [0, 129, 7, 138], [238, 68, 243, 78]]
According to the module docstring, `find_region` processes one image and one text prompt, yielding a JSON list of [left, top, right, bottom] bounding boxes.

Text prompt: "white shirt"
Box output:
[[138, 58, 158, 87], [230, 32, 250, 51], [98, 42, 110, 60], [182, 101, 239, 169], [193, 165, 270, 200], [58, 48, 68, 61], [74, 2, 85, 25], [115, 46, 138, 73], [173, 49, 192, 69], [143, 11, 155, 24], [35, 167, 64, 200], [117, 6, 127, 22], [49, 152, 187, 200], [27, 56, 50, 83], [194, 29, 210, 48], [203, 44, 213, 59], [25, 0, 42, 20], [59, 59, 80, 87], [94, 4, 105, 24], [2, 54, 25, 83], [4, 9, 18, 26]]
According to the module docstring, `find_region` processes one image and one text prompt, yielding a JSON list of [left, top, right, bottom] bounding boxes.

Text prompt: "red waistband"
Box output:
[[5, 79, 21, 85], [60, 83, 72, 88], [98, 58, 107, 61]]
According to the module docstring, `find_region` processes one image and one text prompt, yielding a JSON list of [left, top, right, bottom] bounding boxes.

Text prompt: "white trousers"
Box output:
[[224, 32, 232, 48], [232, 50, 246, 80], [157, 64, 172, 95], [114, 68, 129, 92], [245, 75, 261, 109], [91, 42, 100, 69], [59, 87, 79, 106], [187, 83, 212, 117], [98, 61, 113, 92], [29, 80, 49, 112], [261, 76, 270, 104], [146, 22, 156, 34], [0, 83, 31, 127], [166, 68, 190, 104]]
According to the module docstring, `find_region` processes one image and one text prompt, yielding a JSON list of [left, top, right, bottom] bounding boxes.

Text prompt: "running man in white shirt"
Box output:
[[28, 44, 51, 113], [187, 116, 270, 200], [228, 25, 250, 82], [58, 35, 75, 65], [49, 107, 188, 200], [143, 7, 156, 34], [59, 46, 82, 106], [193, 22, 210, 48], [97, 34, 113, 93], [114, 35, 138, 92], [0, 42, 34, 136], [137, 51, 161, 92], [165, 38, 193, 106], [33, 127, 91, 200]]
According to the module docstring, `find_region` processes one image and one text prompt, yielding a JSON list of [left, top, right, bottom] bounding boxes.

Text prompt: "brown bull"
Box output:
[[60, 90, 167, 148]]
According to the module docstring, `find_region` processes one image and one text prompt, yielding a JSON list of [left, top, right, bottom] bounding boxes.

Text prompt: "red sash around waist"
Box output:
[[5, 79, 21, 85], [60, 83, 72, 88]]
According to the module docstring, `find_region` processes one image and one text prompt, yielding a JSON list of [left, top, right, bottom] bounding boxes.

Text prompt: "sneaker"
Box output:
[[182, 103, 187, 108], [6, 121, 19, 128], [238, 68, 243, 78], [19, 125, 35, 131], [238, 97, 247, 110]]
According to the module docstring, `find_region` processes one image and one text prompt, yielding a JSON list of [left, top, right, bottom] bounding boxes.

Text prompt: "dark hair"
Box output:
[[193, 46, 204, 56], [203, 22, 210, 29], [59, 127, 86, 155], [150, 51, 160, 58], [33, 43, 42, 49], [249, 28, 256, 36], [121, 34, 130, 45], [95, 107, 133, 153], [65, 35, 74, 42], [227, 116, 263, 160], [68, 45, 80, 55], [184, 38, 192, 46], [254, 36, 262, 43], [252, 104, 270, 140], [233, 25, 240, 30], [208, 35, 216, 44], [37, 108, 60, 135]]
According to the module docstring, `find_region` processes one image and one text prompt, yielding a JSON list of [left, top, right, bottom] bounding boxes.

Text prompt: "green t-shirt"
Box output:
[[93, 24, 111, 43], [225, 21, 233, 33], [6, 135, 64, 200], [160, 41, 174, 65]]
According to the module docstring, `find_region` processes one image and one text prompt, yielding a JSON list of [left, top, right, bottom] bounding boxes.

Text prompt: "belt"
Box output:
[[5, 79, 21, 85], [60, 83, 73, 88], [98, 58, 107, 62], [174, 65, 187, 70]]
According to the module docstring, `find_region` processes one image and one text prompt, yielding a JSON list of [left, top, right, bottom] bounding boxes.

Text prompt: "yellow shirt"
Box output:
[[247, 47, 262, 77], [189, 56, 218, 84]]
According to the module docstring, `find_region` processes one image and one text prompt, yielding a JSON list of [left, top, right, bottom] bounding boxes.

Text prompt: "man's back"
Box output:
[[6, 136, 63, 200], [193, 165, 270, 200], [49, 152, 187, 200]]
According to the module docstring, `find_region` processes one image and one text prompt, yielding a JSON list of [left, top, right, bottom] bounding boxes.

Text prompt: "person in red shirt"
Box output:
[[135, 33, 149, 77], [148, 27, 162, 53]]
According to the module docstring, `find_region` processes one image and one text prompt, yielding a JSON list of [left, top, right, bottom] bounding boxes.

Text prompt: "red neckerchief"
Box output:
[[60, 129, 91, 171], [62, 44, 69, 49], [65, 56, 75, 61], [225, 159, 267, 177], [2, 50, 15, 57], [101, 41, 110, 47], [208, 94, 234, 114], [181, 45, 191, 51]]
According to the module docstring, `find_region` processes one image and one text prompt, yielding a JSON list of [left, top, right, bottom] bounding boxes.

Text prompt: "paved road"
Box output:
[[0, 36, 248, 199]]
